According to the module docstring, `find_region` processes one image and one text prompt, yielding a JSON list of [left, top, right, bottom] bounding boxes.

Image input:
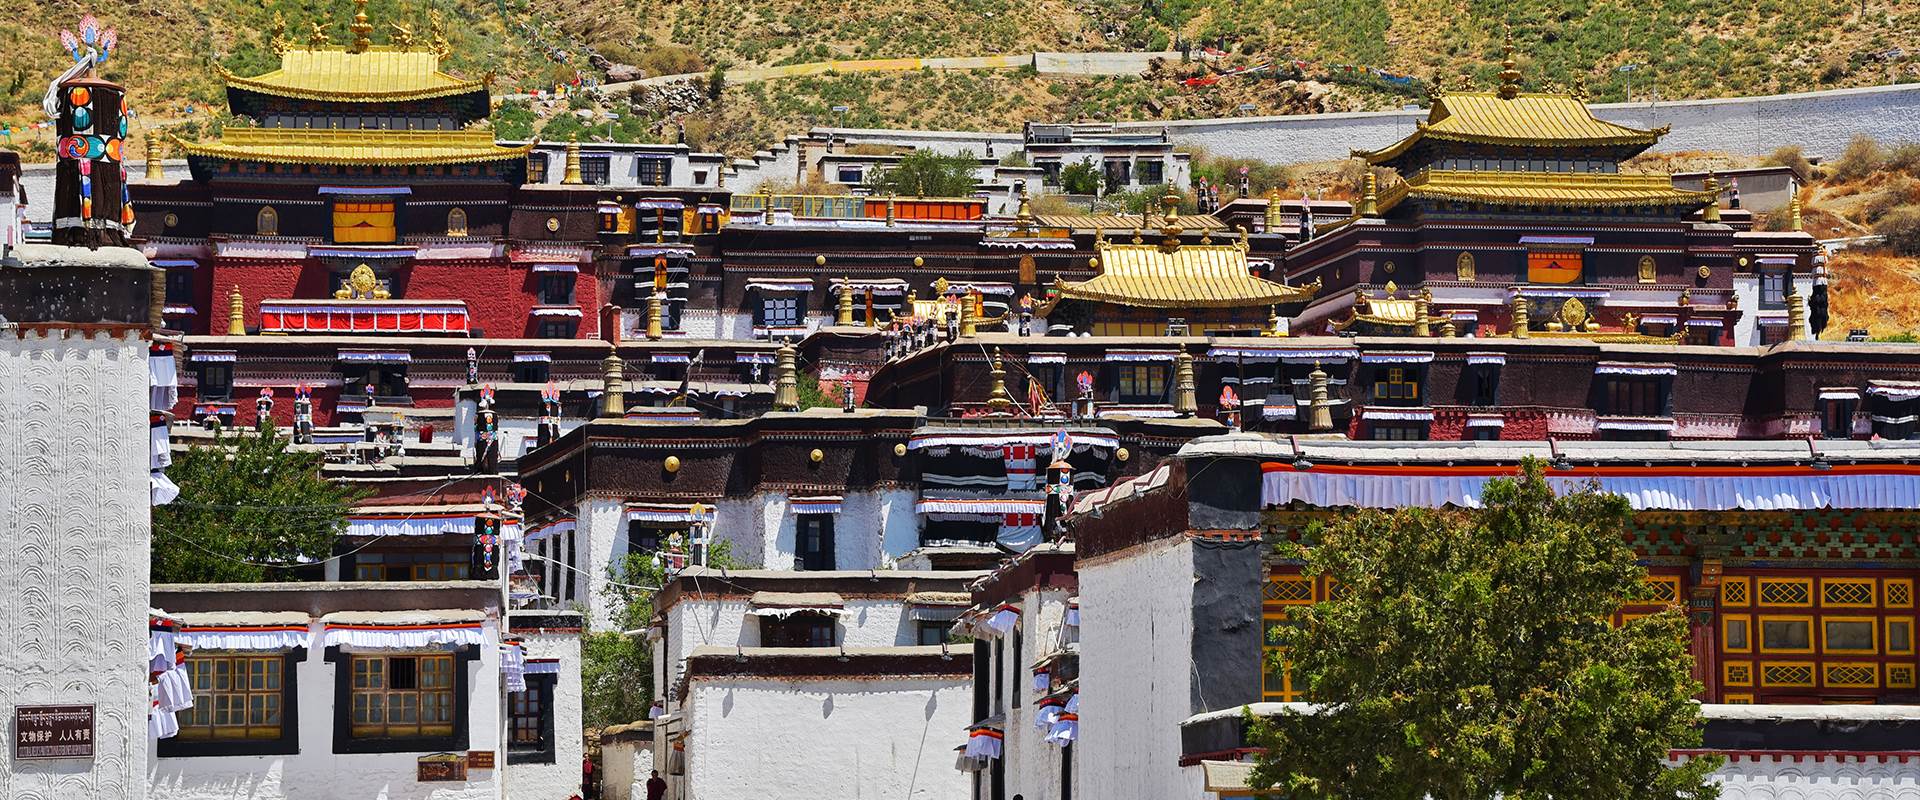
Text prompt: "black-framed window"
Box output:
[[1139, 159, 1164, 185], [1602, 377, 1670, 416], [351, 550, 471, 581], [972, 640, 990, 720], [1759, 323, 1791, 346], [537, 319, 578, 339], [539, 273, 576, 306], [1035, 160, 1062, 185], [342, 364, 410, 401], [993, 637, 1005, 710], [1465, 365, 1500, 407], [580, 156, 611, 186], [760, 296, 801, 327], [796, 514, 835, 571], [921, 516, 998, 545], [1369, 367, 1421, 406], [1599, 427, 1671, 442], [1112, 364, 1169, 404], [1011, 628, 1023, 709], [1760, 269, 1792, 310], [1468, 425, 1502, 441], [160, 649, 304, 757], [916, 621, 951, 645], [636, 158, 671, 187], [197, 363, 234, 401], [1823, 398, 1857, 439], [1370, 423, 1426, 441], [507, 673, 558, 765], [165, 269, 194, 305], [627, 521, 686, 556], [527, 154, 549, 183], [327, 645, 476, 754], [1102, 159, 1130, 188], [761, 614, 835, 647], [514, 360, 551, 384]]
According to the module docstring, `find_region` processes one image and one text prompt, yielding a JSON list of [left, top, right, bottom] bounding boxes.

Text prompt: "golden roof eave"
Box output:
[[1354, 91, 1667, 166], [172, 128, 534, 167], [221, 46, 488, 104], [1046, 239, 1320, 311], [1374, 169, 1721, 215]]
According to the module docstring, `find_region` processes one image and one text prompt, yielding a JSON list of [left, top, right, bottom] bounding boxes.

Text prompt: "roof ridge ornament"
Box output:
[[1496, 26, 1523, 100], [348, 0, 373, 53]]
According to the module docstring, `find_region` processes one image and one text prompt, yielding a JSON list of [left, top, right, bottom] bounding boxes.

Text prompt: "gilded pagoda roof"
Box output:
[[221, 46, 487, 103], [1355, 91, 1667, 165], [1049, 238, 1318, 310], [173, 128, 533, 167], [1376, 169, 1721, 214]]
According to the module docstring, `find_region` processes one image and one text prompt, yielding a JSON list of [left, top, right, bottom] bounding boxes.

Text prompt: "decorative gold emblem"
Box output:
[[335, 264, 391, 300], [1697, 265, 1712, 279], [1456, 252, 1475, 281], [545, 217, 560, 232], [1638, 255, 1657, 283], [163, 213, 179, 228]]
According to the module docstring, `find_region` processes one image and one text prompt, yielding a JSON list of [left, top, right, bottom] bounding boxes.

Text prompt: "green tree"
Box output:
[[1250, 459, 1720, 800], [491, 99, 538, 141], [866, 149, 980, 197], [584, 541, 742, 729], [1059, 157, 1102, 195], [153, 427, 367, 583], [706, 65, 728, 103]]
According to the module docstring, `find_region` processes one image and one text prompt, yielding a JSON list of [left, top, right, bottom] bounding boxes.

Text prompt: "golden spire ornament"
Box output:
[[348, 0, 373, 52], [1496, 27, 1523, 100]]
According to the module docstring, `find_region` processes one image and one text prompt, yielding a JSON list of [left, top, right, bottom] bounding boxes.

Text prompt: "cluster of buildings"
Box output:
[[3, 11, 1917, 800]]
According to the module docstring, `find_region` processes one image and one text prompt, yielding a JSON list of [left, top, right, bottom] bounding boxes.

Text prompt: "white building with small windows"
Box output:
[[146, 582, 583, 800]]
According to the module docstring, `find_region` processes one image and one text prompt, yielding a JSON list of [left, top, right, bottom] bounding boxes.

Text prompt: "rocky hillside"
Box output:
[[4, 0, 1917, 158]]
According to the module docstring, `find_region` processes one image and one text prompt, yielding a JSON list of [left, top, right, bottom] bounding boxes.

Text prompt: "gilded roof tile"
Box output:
[[173, 128, 533, 166], [1356, 91, 1666, 165], [222, 46, 485, 102], [1378, 169, 1720, 213], [1051, 240, 1318, 310]]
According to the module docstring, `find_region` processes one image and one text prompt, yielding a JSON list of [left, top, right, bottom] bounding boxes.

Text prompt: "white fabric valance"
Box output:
[[908, 432, 1118, 451], [523, 518, 574, 545], [1261, 467, 1920, 511], [189, 351, 237, 362], [338, 350, 411, 363], [790, 496, 843, 515], [1359, 352, 1433, 365], [1208, 345, 1356, 362], [1464, 415, 1506, 428], [1464, 353, 1506, 366], [1026, 353, 1067, 365], [1363, 408, 1434, 421], [736, 352, 778, 365], [1638, 314, 1680, 325], [1819, 389, 1861, 401], [1868, 382, 1920, 401], [746, 279, 814, 293], [514, 352, 552, 363], [346, 513, 473, 538], [320, 622, 485, 651], [525, 659, 561, 675], [1106, 350, 1180, 363], [176, 627, 311, 651], [530, 263, 579, 273], [530, 307, 583, 318], [626, 504, 715, 524], [916, 498, 1046, 515], [1684, 318, 1724, 327], [1594, 417, 1676, 431], [946, 282, 1015, 296], [1595, 362, 1677, 377]]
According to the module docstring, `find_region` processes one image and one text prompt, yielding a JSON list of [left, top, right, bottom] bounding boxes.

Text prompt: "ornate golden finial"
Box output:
[[227, 286, 246, 336], [1359, 170, 1379, 217], [1015, 192, 1034, 234], [1428, 71, 1447, 100], [562, 136, 584, 185], [1235, 224, 1249, 252], [1569, 74, 1588, 101], [1496, 27, 1523, 100], [986, 348, 1014, 415], [390, 21, 416, 50], [1702, 176, 1723, 222], [1159, 190, 1185, 252], [774, 342, 799, 411], [1414, 289, 1432, 337], [144, 132, 165, 181], [1307, 362, 1334, 433], [1789, 191, 1804, 232], [307, 21, 332, 47], [268, 12, 291, 54], [426, 9, 451, 56], [932, 276, 950, 296], [1173, 351, 1198, 417], [349, 0, 373, 52], [1510, 293, 1530, 339], [1130, 227, 1144, 245], [836, 277, 856, 326], [335, 264, 391, 300], [1264, 188, 1282, 232], [1384, 279, 1399, 297]]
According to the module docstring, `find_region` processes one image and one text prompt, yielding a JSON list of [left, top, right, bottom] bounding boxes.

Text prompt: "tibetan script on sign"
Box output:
[[467, 750, 496, 770], [14, 704, 94, 760]]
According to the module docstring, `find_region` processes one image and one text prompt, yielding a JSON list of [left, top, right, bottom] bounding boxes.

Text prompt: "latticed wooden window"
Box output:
[[1262, 574, 1328, 702], [1722, 693, 1754, 704], [178, 654, 283, 740], [1760, 662, 1815, 687], [1890, 664, 1917, 689], [1722, 661, 1752, 687], [350, 654, 456, 739], [1643, 576, 1681, 603], [1758, 578, 1812, 607], [1720, 578, 1750, 606], [1823, 663, 1878, 688], [1885, 579, 1912, 608], [1263, 576, 1315, 604], [1821, 579, 1876, 608]]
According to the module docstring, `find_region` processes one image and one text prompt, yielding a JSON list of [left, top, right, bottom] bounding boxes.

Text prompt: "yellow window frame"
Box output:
[[1722, 660, 1753, 687], [1721, 614, 1752, 653], [1261, 613, 1302, 702], [1758, 661, 1817, 688], [1886, 616, 1915, 656], [1722, 693, 1754, 704], [1822, 662, 1880, 688], [1643, 575, 1682, 604], [1889, 663, 1917, 689], [1757, 614, 1816, 654], [1820, 578, 1878, 609], [1886, 578, 1914, 608], [1264, 575, 1316, 606], [1820, 615, 1879, 654], [1757, 577, 1814, 607], [1720, 577, 1751, 607]]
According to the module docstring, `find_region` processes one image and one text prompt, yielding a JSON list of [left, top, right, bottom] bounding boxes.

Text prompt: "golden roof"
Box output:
[[1355, 91, 1666, 165], [222, 46, 485, 103], [1049, 239, 1318, 310], [173, 128, 533, 167], [1035, 212, 1228, 232], [1377, 169, 1721, 214]]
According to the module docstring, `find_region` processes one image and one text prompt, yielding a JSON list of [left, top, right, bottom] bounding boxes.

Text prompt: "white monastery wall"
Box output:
[[1705, 755, 1920, 799], [0, 329, 153, 800], [1006, 587, 1075, 800], [508, 631, 584, 800], [684, 676, 970, 800], [148, 621, 503, 800], [1078, 536, 1197, 800], [581, 498, 626, 629]]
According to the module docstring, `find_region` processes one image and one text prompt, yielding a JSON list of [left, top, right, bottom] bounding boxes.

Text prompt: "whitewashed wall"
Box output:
[[148, 621, 503, 800], [1004, 587, 1076, 800], [0, 329, 153, 800], [1705, 754, 1920, 799], [508, 631, 584, 800], [658, 595, 922, 702], [580, 499, 626, 628], [684, 676, 971, 800], [1078, 537, 1196, 800], [599, 734, 656, 800]]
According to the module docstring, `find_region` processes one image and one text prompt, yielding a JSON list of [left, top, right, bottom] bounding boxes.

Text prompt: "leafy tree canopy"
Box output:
[[153, 426, 367, 583], [1250, 459, 1720, 800], [583, 541, 743, 729], [866, 148, 980, 197], [1059, 157, 1102, 195]]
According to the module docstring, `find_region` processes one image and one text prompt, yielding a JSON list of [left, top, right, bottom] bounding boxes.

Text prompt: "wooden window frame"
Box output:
[[1822, 662, 1880, 689], [1884, 579, 1913, 608], [159, 649, 303, 757], [1722, 660, 1753, 687], [1720, 577, 1751, 607], [1721, 615, 1752, 653], [1820, 578, 1878, 609], [1757, 614, 1816, 654], [1757, 577, 1814, 607], [1722, 692, 1754, 704], [1821, 615, 1880, 654], [326, 645, 475, 755], [1643, 575, 1682, 604], [1883, 616, 1914, 656], [1889, 663, 1918, 689], [507, 673, 558, 765], [1758, 660, 1817, 688]]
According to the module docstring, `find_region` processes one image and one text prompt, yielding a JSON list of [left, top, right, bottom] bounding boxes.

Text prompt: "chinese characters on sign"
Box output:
[[14, 704, 95, 760]]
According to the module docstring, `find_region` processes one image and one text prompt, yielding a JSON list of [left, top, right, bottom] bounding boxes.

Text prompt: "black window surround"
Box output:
[[325, 645, 477, 755], [157, 648, 304, 758], [507, 673, 558, 765]]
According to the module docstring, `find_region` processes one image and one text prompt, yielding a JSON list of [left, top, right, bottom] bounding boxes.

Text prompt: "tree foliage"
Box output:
[[1059, 157, 1102, 195], [152, 427, 366, 583], [865, 148, 980, 197], [1250, 459, 1720, 800], [582, 541, 743, 730]]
